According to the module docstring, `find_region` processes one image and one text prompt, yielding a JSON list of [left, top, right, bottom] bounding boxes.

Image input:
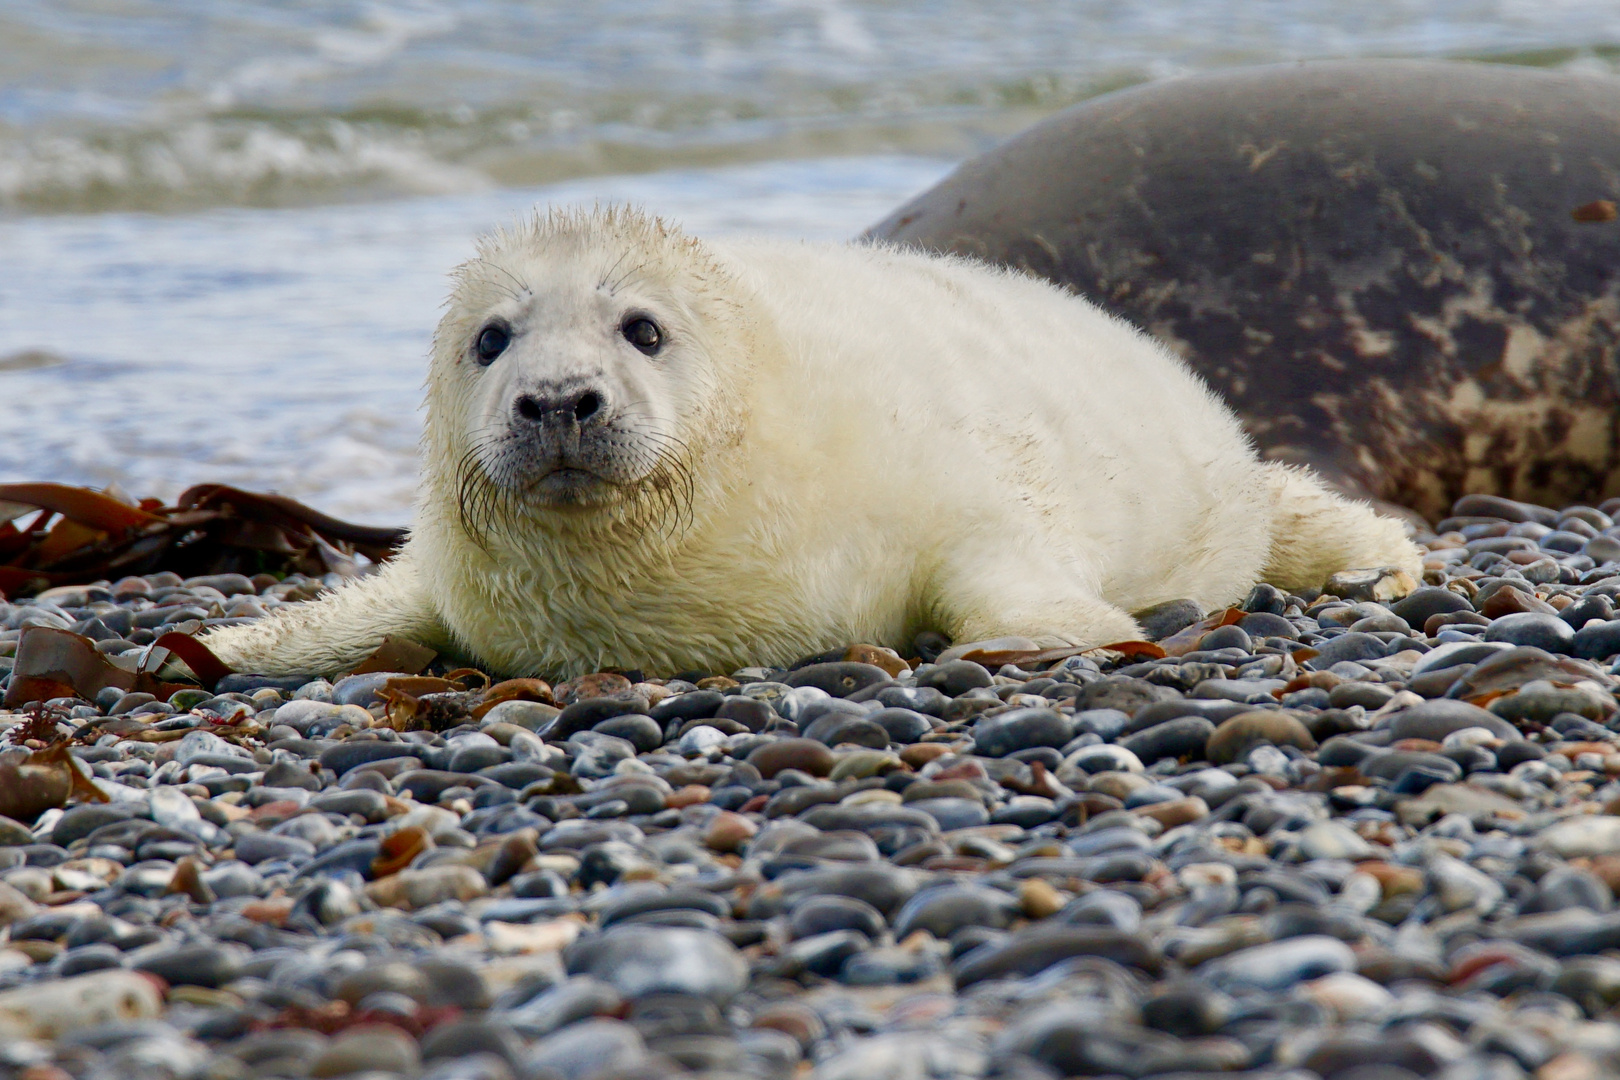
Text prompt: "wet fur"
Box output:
[[202, 207, 1420, 678]]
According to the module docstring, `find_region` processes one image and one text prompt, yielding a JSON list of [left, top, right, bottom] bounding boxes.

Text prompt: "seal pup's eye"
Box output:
[[474, 323, 510, 365], [622, 317, 662, 356]]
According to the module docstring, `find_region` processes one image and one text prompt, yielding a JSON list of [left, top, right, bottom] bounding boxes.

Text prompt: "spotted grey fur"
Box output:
[[869, 60, 1620, 521]]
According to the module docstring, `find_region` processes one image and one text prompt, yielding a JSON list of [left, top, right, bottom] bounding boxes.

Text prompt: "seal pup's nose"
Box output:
[[514, 387, 605, 427]]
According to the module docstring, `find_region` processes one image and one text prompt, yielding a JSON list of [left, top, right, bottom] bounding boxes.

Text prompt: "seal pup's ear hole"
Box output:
[[621, 315, 663, 357], [474, 322, 511, 365]]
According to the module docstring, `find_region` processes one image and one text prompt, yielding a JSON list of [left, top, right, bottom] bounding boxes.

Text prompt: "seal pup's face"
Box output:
[[428, 207, 738, 543]]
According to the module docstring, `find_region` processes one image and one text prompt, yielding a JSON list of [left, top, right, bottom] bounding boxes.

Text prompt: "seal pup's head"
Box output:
[[423, 206, 749, 547]]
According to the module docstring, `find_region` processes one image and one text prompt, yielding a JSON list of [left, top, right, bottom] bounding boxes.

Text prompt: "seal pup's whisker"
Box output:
[[596, 250, 631, 292], [608, 260, 650, 296]]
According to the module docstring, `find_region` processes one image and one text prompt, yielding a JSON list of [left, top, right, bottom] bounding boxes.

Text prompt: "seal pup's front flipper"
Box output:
[[198, 550, 446, 678]]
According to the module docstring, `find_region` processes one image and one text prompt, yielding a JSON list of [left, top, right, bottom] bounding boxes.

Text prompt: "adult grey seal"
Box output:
[[869, 60, 1620, 522], [200, 206, 1416, 679]]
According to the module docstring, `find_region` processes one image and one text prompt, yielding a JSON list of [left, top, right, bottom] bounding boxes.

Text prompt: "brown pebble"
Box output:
[[18, 1067, 74, 1080], [552, 672, 632, 706], [1586, 855, 1620, 894], [1424, 610, 1490, 636], [634, 681, 673, 708], [240, 898, 294, 926], [1089, 772, 1152, 800], [247, 800, 304, 825], [1572, 199, 1619, 223], [365, 864, 487, 910], [704, 811, 758, 853], [487, 830, 539, 886], [1132, 796, 1209, 829], [474, 678, 555, 716], [0, 881, 38, 928], [372, 825, 433, 878], [1560, 742, 1612, 759], [1205, 711, 1317, 765], [746, 738, 835, 778], [10, 939, 60, 962], [922, 856, 988, 872], [1019, 878, 1065, 919], [1481, 584, 1556, 618], [900, 743, 954, 769], [1537, 1052, 1601, 1080], [666, 784, 712, 808], [752, 1001, 826, 1050], [165, 856, 215, 905], [696, 676, 740, 691], [932, 759, 989, 782], [845, 643, 909, 677], [1355, 860, 1424, 897]]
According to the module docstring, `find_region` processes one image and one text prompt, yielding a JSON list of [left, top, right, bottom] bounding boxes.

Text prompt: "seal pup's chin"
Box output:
[[531, 466, 615, 507]]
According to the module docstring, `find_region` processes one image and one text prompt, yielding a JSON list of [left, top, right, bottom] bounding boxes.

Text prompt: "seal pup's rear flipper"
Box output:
[[1259, 463, 1422, 596], [929, 537, 1145, 650]]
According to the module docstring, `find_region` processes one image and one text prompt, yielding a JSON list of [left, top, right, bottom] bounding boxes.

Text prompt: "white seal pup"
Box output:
[[201, 206, 1419, 678]]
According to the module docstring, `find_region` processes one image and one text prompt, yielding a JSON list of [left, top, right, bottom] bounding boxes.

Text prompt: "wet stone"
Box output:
[[16, 492, 1620, 1079], [565, 926, 747, 1003], [309, 1024, 421, 1079], [330, 671, 404, 708], [1055, 889, 1142, 931], [747, 738, 835, 778], [1387, 698, 1518, 741], [1573, 619, 1620, 660], [1391, 585, 1473, 627], [801, 712, 889, 749], [131, 943, 244, 989], [1136, 598, 1205, 640], [1310, 631, 1389, 666], [522, 1018, 646, 1080], [874, 685, 950, 716], [867, 707, 933, 743], [972, 707, 1070, 757], [1200, 935, 1356, 993], [592, 713, 663, 752], [953, 924, 1161, 987], [1205, 711, 1316, 764], [782, 662, 891, 697], [1118, 715, 1213, 764], [1487, 612, 1577, 653]]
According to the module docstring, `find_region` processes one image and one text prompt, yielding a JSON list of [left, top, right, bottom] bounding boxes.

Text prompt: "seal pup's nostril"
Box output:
[[514, 388, 606, 426], [515, 395, 545, 423]]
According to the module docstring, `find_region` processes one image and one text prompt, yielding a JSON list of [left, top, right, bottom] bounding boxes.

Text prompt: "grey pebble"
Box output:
[[10, 495, 1620, 1079]]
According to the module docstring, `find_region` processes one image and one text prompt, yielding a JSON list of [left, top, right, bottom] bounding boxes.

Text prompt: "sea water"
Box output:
[[2, 0, 1618, 523]]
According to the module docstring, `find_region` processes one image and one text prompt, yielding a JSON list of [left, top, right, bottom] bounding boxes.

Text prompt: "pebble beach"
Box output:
[[2, 492, 1620, 1079]]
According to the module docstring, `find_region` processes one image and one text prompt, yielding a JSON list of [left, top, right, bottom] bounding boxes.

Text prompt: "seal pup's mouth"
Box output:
[[455, 410, 696, 545], [530, 464, 610, 505]]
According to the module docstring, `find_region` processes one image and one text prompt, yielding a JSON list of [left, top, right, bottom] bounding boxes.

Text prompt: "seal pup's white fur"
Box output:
[[202, 206, 1419, 678]]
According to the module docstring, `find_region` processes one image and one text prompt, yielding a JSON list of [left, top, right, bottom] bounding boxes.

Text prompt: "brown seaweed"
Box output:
[[1, 625, 230, 709], [0, 480, 405, 598]]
